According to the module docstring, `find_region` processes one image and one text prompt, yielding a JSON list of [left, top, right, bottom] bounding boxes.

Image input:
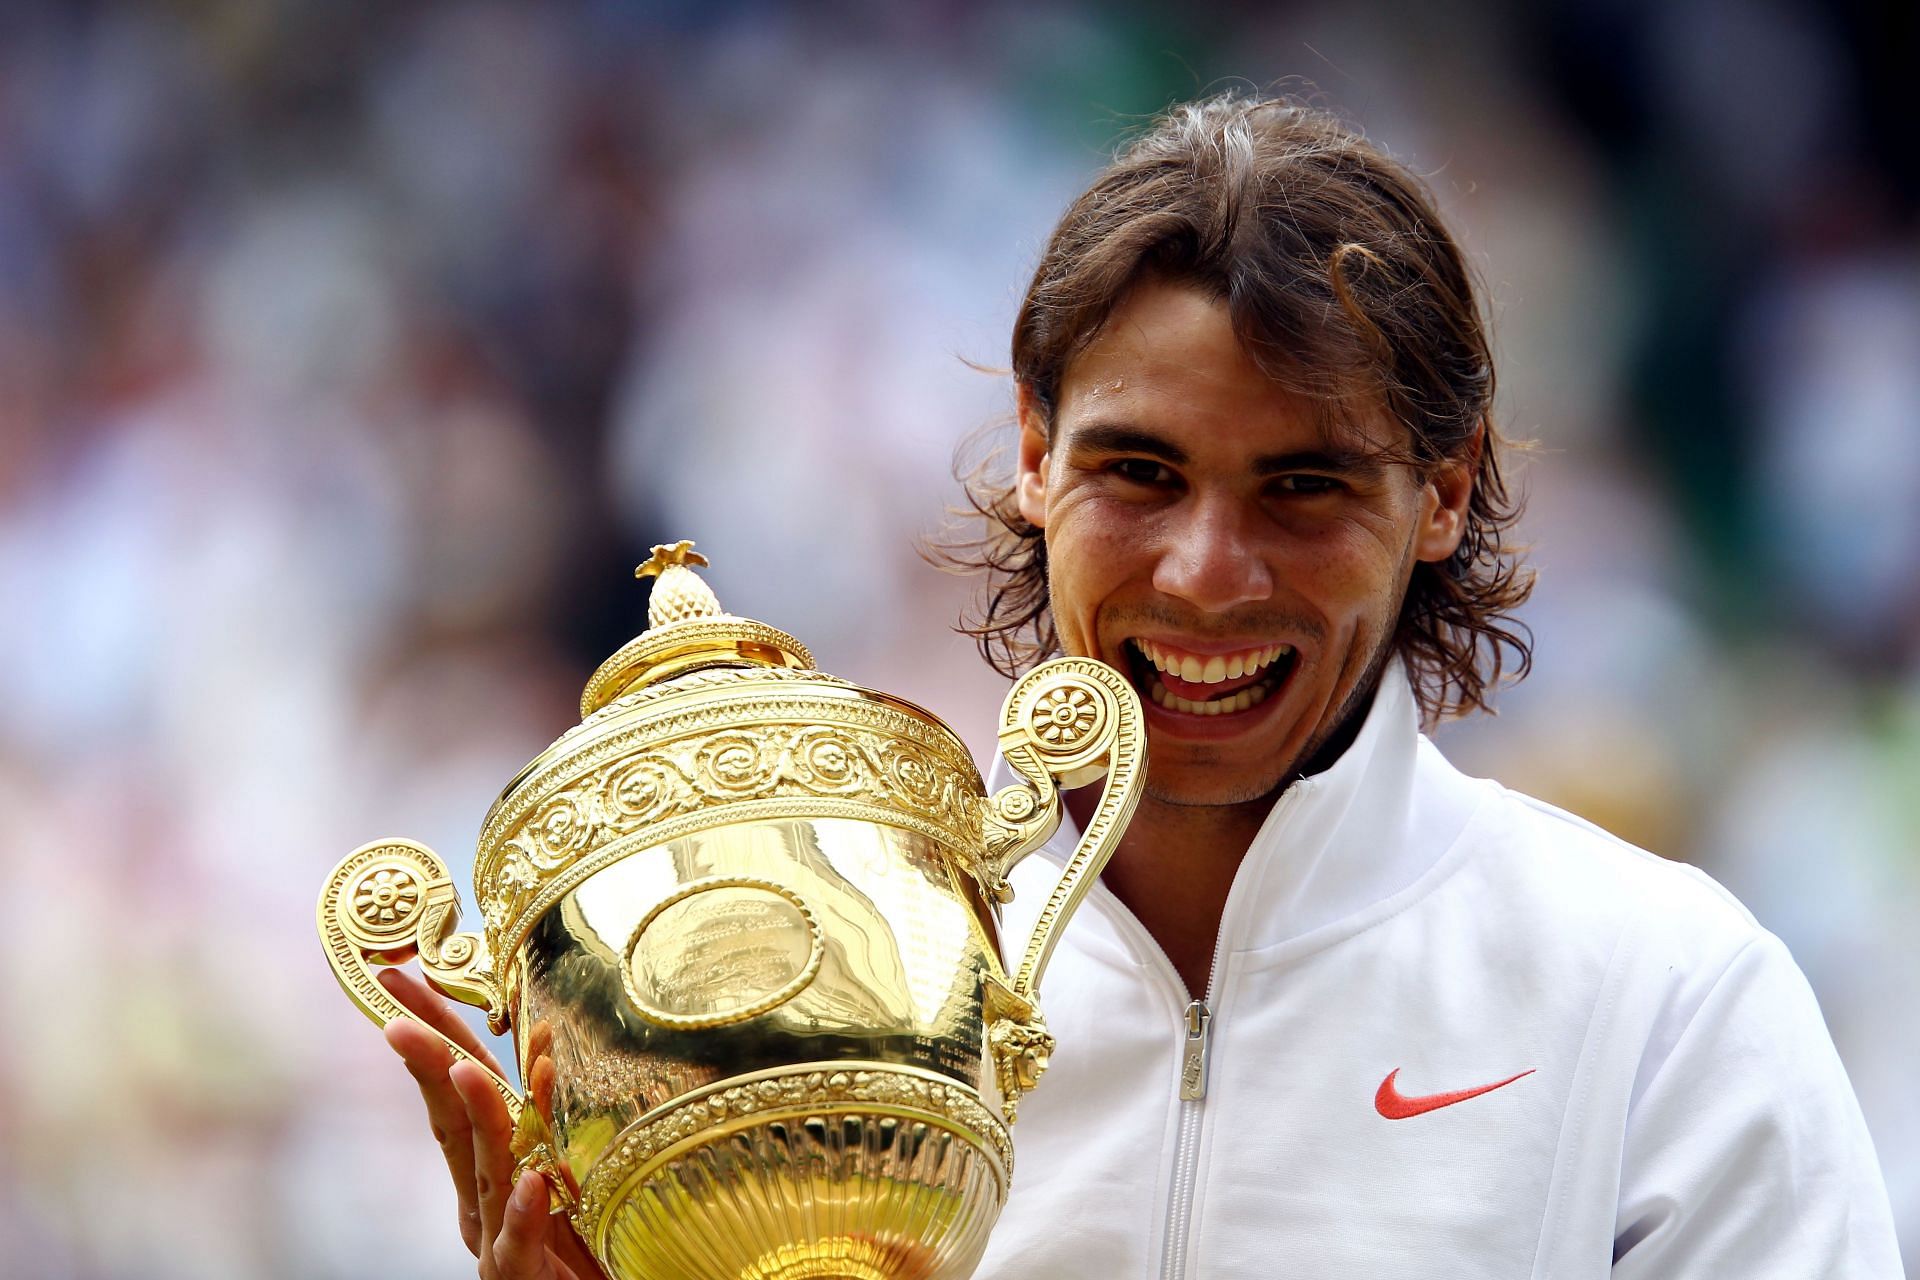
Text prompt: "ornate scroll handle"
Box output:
[[316, 838, 523, 1122], [984, 656, 1146, 1005]]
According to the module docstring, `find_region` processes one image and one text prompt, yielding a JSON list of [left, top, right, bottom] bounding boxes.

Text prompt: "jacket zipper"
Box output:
[[1150, 781, 1311, 1280], [1178, 1000, 1213, 1101], [1161, 988, 1215, 1280]]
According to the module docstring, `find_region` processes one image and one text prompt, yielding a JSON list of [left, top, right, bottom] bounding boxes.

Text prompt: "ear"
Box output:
[[1015, 383, 1051, 529], [1412, 432, 1479, 564]]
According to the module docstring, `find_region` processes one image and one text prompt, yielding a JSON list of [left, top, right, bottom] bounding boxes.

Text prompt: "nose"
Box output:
[[1151, 498, 1273, 613]]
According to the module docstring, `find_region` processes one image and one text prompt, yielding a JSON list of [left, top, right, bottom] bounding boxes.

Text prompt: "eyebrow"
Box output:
[[1063, 422, 1390, 478]]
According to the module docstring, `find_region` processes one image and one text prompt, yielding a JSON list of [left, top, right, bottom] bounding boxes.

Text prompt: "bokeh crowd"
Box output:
[[1, 1, 1915, 1275]]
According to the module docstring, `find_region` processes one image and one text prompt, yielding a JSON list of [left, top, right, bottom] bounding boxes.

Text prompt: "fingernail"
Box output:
[[512, 1172, 540, 1212]]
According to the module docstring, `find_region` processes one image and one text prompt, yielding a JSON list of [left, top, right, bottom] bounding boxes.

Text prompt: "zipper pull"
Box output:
[[1179, 999, 1212, 1101]]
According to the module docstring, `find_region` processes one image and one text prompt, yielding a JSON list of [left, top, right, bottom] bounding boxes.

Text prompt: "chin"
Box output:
[[1140, 754, 1296, 810]]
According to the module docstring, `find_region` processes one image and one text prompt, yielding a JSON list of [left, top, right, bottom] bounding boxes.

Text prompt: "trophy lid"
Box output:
[[473, 538, 985, 964], [578, 540, 815, 717]]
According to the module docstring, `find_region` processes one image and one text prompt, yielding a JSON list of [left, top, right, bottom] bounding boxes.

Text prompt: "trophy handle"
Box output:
[[980, 657, 1145, 1115], [316, 838, 523, 1121]]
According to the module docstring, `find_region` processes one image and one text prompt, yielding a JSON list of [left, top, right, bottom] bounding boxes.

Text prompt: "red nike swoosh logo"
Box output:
[[1375, 1067, 1535, 1119]]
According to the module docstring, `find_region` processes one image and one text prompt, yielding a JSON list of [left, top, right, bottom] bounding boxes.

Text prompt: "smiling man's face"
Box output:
[[1016, 277, 1473, 808]]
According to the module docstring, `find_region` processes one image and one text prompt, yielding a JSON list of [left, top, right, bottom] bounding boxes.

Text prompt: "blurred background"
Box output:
[[1, 0, 1916, 1274]]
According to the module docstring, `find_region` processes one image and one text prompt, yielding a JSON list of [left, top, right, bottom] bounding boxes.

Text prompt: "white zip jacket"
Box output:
[[978, 665, 1901, 1278]]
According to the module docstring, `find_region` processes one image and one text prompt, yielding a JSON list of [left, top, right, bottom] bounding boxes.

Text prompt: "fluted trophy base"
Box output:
[[581, 1064, 1013, 1280]]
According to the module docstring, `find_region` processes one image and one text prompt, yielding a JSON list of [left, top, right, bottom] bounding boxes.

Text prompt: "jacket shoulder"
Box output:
[[1433, 753, 1767, 969]]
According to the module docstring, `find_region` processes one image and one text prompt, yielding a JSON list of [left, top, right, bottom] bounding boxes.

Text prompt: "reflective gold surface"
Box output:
[[523, 819, 1011, 1278], [317, 543, 1144, 1279]]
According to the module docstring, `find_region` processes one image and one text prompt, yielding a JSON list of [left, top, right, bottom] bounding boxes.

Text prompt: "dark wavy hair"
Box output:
[[932, 93, 1532, 724]]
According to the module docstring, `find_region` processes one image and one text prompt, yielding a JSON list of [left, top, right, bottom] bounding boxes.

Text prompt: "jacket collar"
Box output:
[[994, 660, 1485, 959]]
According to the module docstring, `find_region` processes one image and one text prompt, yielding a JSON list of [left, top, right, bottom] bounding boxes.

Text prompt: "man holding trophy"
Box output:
[[370, 95, 1901, 1277]]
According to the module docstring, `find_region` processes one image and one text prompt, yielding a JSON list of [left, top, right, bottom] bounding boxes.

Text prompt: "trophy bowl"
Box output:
[[317, 542, 1145, 1280]]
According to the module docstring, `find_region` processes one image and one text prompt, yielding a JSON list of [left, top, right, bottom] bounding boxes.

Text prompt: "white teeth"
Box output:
[[1144, 673, 1276, 716], [1131, 638, 1295, 697]]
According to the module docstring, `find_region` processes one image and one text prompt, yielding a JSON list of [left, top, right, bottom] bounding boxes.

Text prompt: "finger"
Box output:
[[490, 1171, 560, 1280], [496, 1166, 606, 1280], [384, 1018, 483, 1255], [377, 967, 507, 1073], [453, 1059, 517, 1268]]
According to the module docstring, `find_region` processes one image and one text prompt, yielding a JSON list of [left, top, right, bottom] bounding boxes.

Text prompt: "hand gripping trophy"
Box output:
[[317, 541, 1145, 1280]]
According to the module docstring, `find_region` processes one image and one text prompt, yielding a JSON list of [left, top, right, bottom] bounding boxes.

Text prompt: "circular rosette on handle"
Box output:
[[1021, 672, 1118, 784]]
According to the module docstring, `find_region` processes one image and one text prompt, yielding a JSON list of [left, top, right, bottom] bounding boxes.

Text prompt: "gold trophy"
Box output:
[[317, 541, 1144, 1280]]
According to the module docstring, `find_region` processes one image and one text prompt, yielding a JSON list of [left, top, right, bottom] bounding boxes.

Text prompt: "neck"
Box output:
[[1065, 784, 1274, 996], [1061, 673, 1379, 995]]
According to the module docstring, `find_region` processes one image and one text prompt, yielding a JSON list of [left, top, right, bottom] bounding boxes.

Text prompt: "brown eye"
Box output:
[[1112, 459, 1175, 486], [1272, 474, 1340, 495]]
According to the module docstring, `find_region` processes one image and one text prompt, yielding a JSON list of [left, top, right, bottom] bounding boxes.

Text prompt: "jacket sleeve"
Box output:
[[1610, 931, 1902, 1277]]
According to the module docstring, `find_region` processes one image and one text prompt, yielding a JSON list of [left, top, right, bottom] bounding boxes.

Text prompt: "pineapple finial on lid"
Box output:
[[577, 538, 815, 718], [637, 540, 720, 628]]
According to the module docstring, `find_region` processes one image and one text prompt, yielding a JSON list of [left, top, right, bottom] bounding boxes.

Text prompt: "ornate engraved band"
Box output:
[[573, 1061, 1014, 1236], [474, 682, 986, 962]]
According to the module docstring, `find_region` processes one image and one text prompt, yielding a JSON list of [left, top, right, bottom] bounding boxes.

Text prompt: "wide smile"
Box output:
[[1122, 637, 1297, 718]]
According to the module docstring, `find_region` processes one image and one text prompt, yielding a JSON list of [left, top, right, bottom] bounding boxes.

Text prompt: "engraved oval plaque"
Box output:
[[623, 877, 824, 1029]]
